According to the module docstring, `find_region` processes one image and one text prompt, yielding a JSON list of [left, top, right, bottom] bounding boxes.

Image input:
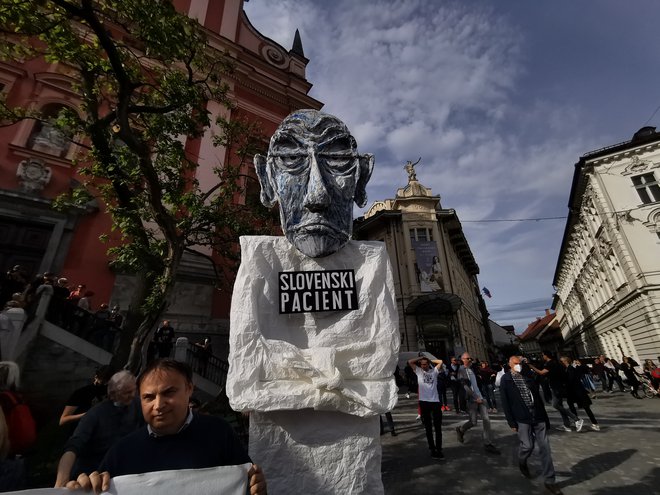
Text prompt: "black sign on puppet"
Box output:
[[278, 270, 359, 314]]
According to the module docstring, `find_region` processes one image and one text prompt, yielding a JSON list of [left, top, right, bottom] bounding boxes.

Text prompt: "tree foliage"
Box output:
[[0, 0, 273, 372]]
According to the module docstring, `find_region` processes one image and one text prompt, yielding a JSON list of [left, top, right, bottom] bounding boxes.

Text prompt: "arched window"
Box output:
[[27, 103, 72, 158]]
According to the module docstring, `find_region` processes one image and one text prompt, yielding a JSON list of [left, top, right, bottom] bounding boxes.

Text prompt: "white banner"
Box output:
[[6, 464, 250, 495]]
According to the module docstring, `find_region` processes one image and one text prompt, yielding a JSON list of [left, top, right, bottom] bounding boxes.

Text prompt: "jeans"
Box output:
[[458, 401, 493, 445], [606, 371, 625, 392], [568, 401, 598, 424], [480, 384, 497, 409], [380, 412, 395, 434], [419, 400, 443, 452], [551, 393, 579, 427], [518, 422, 556, 483], [449, 380, 461, 410], [437, 383, 448, 407]]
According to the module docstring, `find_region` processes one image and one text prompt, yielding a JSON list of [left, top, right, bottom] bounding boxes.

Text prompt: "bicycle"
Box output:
[[639, 375, 659, 399]]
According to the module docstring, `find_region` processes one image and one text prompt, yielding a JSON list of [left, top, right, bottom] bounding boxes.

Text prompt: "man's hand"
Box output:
[[248, 464, 267, 495], [511, 427, 517, 432], [476, 398, 484, 405], [64, 471, 110, 493]]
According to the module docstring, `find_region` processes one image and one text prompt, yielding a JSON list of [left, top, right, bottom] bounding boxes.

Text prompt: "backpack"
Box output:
[[0, 391, 37, 456]]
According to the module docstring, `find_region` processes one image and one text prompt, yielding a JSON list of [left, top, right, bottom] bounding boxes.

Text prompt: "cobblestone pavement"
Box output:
[[381, 389, 660, 494]]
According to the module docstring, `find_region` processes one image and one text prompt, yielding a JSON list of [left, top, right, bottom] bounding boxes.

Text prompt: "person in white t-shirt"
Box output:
[[408, 356, 444, 459]]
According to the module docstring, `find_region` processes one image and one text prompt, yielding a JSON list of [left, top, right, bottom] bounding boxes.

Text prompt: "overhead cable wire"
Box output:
[[461, 216, 566, 223], [461, 207, 646, 223]]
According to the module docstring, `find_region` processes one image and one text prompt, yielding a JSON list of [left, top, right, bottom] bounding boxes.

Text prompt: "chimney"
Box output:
[[545, 308, 551, 316]]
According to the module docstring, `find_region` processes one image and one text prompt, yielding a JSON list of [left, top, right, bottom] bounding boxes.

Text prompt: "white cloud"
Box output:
[[244, 0, 653, 329]]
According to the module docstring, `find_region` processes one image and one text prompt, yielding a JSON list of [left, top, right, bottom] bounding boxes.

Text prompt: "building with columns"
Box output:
[[0, 0, 322, 346], [553, 126, 660, 363], [354, 163, 492, 361]]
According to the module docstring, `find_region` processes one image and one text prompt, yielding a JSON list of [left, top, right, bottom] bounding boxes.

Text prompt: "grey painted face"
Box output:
[[255, 110, 374, 258]]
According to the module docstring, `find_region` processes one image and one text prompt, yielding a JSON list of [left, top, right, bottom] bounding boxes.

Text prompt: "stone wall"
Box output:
[[21, 334, 100, 426]]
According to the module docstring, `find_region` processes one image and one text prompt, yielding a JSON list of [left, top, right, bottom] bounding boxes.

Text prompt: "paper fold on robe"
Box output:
[[227, 236, 400, 417]]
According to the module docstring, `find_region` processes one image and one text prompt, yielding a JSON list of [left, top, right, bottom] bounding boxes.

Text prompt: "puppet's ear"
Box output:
[[354, 153, 374, 208], [254, 154, 276, 208]]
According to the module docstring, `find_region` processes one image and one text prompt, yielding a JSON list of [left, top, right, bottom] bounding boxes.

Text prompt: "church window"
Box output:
[[26, 103, 72, 158]]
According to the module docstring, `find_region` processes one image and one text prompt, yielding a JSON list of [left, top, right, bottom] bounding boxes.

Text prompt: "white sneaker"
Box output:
[[555, 425, 571, 432], [415, 414, 421, 421], [590, 423, 600, 431], [575, 419, 584, 432], [406, 393, 410, 399]]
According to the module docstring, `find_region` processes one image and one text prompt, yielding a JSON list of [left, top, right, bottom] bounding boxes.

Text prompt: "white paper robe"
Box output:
[[227, 236, 399, 417]]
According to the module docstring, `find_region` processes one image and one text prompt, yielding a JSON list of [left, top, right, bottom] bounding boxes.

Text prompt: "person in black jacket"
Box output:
[[529, 350, 583, 433], [619, 356, 643, 399], [500, 356, 563, 495], [559, 356, 600, 430]]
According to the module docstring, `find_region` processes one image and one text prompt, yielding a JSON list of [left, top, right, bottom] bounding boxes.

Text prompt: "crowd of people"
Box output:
[[53, 359, 265, 493], [0, 265, 123, 352], [401, 348, 660, 495], [1, 267, 213, 365], [0, 338, 657, 493], [0, 358, 265, 493], [2, 262, 658, 493]]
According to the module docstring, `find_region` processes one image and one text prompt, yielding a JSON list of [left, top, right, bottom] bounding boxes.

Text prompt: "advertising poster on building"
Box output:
[[412, 240, 443, 292]]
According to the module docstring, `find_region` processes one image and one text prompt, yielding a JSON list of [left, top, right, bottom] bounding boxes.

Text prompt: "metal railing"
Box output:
[[183, 341, 229, 387], [45, 301, 120, 353]]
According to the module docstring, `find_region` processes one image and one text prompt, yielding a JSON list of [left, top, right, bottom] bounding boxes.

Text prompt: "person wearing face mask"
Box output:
[[54, 371, 143, 487], [500, 356, 563, 495]]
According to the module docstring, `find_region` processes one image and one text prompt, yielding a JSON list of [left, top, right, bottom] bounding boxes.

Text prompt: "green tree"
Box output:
[[0, 0, 273, 372]]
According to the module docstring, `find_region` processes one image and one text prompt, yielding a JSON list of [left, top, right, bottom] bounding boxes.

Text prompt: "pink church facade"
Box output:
[[0, 0, 322, 340]]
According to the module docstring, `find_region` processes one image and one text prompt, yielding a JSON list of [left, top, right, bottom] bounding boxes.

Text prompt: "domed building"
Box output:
[[354, 160, 492, 361]]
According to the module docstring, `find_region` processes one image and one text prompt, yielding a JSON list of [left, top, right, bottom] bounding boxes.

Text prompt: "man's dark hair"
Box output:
[[137, 359, 193, 389], [418, 357, 430, 365], [542, 350, 555, 360]]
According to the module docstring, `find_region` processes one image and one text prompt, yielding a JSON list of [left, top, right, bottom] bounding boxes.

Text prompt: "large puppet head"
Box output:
[[254, 110, 374, 258]]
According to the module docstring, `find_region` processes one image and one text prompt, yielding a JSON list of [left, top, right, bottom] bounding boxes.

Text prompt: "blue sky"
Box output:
[[244, 0, 660, 332]]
